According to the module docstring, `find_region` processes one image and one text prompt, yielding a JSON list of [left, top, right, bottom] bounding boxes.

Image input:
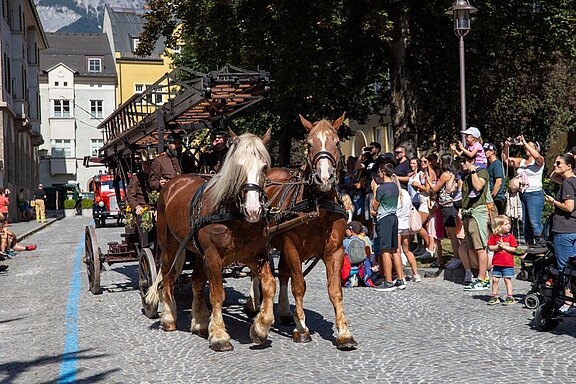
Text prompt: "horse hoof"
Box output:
[[193, 328, 209, 338], [210, 340, 234, 352], [161, 322, 177, 332], [244, 304, 259, 319], [280, 315, 293, 326], [292, 330, 312, 343], [336, 336, 358, 351], [249, 324, 267, 345]]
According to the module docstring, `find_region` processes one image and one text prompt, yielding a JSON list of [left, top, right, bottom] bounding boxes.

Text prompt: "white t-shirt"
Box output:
[[396, 189, 411, 230], [518, 159, 543, 192]]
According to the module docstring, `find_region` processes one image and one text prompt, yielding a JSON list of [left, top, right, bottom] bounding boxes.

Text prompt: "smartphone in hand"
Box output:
[[543, 188, 554, 197]]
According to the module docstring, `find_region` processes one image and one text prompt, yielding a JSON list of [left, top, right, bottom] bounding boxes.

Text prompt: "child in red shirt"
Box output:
[[487, 215, 518, 305]]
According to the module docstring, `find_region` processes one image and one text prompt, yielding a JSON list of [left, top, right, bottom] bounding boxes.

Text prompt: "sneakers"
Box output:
[[487, 296, 501, 306], [419, 250, 434, 261], [411, 274, 422, 283], [394, 278, 407, 290], [464, 270, 474, 283], [503, 296, 516, 306], [444, 258, 462, 270], [464, 277, 490, 291], [372, 281, 397, 292]]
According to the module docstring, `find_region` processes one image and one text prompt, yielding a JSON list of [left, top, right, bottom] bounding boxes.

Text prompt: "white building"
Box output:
[[39, 33, 116, 191], [0, 0, 47, 217]]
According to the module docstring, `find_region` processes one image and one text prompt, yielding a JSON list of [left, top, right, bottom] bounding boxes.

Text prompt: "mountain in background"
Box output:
[[35, 0, 146, 33]]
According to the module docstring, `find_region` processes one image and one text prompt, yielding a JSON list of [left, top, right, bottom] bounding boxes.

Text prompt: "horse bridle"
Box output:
[[307, 141, 342, 186], [237, 182, 268, 219]]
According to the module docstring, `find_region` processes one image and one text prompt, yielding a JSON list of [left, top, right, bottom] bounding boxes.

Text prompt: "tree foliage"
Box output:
[[137, 0, 576, 162]]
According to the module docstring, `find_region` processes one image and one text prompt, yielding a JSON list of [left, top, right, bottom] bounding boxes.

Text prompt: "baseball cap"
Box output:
[[461, 127, 481, 138], [347, 221, 363, 234], [483, 142, 497, 152]]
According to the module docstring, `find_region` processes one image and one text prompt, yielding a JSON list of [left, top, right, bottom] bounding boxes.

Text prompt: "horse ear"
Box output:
[[299, 114, 314, 131], [332, 112, 347, 130], [228, 127, 238, 139], [262, 128, 272, 146]]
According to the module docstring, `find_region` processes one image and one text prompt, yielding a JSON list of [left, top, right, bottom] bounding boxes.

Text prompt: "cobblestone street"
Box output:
[[1, 216, 575, 383]]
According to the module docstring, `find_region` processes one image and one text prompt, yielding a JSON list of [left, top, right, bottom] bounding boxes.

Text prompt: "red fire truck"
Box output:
[[88, 173, 125, 228]]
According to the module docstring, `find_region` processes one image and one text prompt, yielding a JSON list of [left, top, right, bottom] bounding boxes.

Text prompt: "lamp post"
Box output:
[[446, 0, 477, 144]]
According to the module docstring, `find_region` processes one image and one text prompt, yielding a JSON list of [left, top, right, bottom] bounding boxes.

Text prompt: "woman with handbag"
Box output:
[[502, 136, 545, 246], [426, 154, 462, 268], [397, 179, 422, 283]]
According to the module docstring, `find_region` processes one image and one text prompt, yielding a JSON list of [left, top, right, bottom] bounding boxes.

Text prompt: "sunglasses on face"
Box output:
[[555, 161, 565, 166], [395, 151, 403, 154]]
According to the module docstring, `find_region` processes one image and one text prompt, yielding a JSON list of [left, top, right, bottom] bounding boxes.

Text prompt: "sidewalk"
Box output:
[[8, 209, 63, 240]]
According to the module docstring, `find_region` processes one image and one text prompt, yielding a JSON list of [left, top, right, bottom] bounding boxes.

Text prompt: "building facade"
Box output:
[[0, 0, 47, 218], [38, 33, 116, 191], [102, 6, 173, 107]]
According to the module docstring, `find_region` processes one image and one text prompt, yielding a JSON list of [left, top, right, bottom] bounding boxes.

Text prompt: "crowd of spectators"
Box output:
[[339, 128, 576, 308]]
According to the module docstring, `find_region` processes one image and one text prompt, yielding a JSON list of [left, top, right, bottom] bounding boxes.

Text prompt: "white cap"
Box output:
[[461, 127, 481, 138]]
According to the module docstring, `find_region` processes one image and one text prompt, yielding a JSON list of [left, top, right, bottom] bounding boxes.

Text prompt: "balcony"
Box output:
[[13, 100, 31, 132], [50, 157, 76, 175]]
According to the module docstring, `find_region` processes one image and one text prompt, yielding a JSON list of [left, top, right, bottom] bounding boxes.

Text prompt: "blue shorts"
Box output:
[[492, 266, 515, 279]]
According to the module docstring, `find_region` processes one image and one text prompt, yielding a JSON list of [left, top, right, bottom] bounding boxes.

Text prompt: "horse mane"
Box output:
[[205, 133, 271, 209]]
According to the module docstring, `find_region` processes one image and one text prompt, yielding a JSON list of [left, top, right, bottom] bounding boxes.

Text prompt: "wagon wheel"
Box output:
[[84, 225, 102, 294], [139, 248, 159, 319]]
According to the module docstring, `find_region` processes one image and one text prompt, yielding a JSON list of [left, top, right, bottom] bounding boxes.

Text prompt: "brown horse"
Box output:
[[146, 129, 275, 352], [249, 113, 357, 350]]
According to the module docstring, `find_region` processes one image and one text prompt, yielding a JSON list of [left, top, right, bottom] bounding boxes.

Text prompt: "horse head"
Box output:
[[207, 128, 272, 223], [300, 112, 346, 193]]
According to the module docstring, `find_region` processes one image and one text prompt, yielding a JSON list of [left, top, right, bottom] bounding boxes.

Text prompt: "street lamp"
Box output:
[[446, 0, 477, 144]]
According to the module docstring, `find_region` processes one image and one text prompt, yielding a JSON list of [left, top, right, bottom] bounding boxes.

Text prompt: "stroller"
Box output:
[[533, 255, 576, 331], [521, 242, 558, 310]]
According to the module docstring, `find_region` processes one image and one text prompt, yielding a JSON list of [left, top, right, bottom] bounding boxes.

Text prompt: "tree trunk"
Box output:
[[389, 8, 417, 157]]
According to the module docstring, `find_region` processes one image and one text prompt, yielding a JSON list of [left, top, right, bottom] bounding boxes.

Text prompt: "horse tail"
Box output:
[[145, 269, 164, 306]]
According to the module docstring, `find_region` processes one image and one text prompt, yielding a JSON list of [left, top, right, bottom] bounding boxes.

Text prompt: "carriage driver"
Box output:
[[198, 128, 230, 173], [128, 150, 153, 246], [149, 131, 183, 191]]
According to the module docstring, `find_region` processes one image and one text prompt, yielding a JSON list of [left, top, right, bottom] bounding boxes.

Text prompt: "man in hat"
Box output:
[[128, 150, 153, 245], [149, 131, 182, 190], [33, 183, 47, 223], [199, 129, 230, 173]]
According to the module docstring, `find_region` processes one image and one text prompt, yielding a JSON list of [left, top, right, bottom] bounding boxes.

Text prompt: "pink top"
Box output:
[[468, 142, 487, 165], [0, 195, 9, 214]]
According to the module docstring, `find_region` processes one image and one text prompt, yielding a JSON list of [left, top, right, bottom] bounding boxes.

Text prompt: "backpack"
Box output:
[[347, 237, 368, 266]]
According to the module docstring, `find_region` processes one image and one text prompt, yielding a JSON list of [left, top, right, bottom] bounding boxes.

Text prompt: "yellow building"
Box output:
[[102, 6, 173, 107], [341, 112, 394, 159]]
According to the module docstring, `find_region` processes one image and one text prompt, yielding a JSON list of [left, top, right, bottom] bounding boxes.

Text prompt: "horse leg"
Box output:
[[204, 249, 233, 352], [159, 234, 182, 332], [284, 238, 311, 343], [249, 255, 276, 344], [277, 252, 293, 326], [324, 246, 358, 350], [190, 254, 209, 338], [245, 275, 261, 318]]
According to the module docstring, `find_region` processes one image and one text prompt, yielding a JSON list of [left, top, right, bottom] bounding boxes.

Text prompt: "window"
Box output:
[[54, 81, 58, 86], [90, 100, 103, 118], [51, 139, 74, 158], [53, 99, 71, 118], [135, 84, 162, 105], [63, 81, 67, 86], [90, 139, 103, 156], [132, 38, 139, 53], [88, 58, 101, 73], [173, 44, 184, 55]]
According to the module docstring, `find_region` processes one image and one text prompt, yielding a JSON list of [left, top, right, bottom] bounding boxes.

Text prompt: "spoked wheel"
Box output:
[[84, 225, 102, 294], [524, 293, 542, 310], [139, 248, 159, 319], [534, 302, 560, 331]]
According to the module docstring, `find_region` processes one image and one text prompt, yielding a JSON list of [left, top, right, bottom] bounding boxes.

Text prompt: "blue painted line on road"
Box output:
[[58, 233, 84, 383]]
